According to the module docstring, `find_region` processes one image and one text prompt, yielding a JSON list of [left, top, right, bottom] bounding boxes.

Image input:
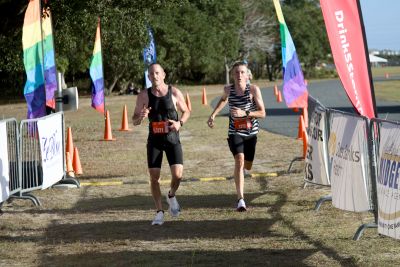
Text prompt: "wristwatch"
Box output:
[[245, 110, 250, 117], [180, 120, 184, 126]]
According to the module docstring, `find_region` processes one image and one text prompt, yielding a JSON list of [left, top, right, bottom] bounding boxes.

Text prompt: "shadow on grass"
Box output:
[[38, 248, 326, 267]]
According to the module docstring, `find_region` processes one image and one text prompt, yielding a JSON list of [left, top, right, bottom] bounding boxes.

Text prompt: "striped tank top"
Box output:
[[228, 84, 259, 136]]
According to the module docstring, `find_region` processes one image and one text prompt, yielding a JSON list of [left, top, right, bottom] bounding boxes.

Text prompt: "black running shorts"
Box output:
[[147, 137, 183, 168], [227, 134, 257, 162]]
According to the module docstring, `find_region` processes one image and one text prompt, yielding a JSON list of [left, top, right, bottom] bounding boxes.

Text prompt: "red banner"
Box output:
[[320, 0, 376, 119]]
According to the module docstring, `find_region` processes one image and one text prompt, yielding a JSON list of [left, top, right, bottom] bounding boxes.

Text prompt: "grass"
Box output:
[[1, 82, 400, 266]]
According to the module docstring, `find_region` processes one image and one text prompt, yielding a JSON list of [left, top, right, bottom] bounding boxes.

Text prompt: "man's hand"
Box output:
[[207, 115, 215, 128], [167, 119, 181, 132], [230, 107, 246, 118]]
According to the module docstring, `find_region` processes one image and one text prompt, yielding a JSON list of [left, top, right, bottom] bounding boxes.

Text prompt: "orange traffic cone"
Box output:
[[297, 115, 306, 140], [274, 84, 278, 96], [202, 87, 208, 105], [119, 105, 132, 131], [185, 92, 192, 112], [104, 110, 116, 141], [302, 129, 308, 159], [66, 127, 74, 159], [277, 90, 283, 103], [66, 151, 75, 177], [72, 147, 83, 175], [302, 107, 308, 127]]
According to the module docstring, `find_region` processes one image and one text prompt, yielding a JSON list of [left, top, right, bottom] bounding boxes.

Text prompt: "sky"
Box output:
[[360, 0, 400, 51]]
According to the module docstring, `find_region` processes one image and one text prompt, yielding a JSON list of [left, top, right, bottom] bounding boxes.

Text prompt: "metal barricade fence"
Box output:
[[5, 118, 21, 196]]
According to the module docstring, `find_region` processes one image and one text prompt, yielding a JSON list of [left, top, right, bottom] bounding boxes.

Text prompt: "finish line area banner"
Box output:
[[376, 120, 400, 239], [328, 111, 371, 212], [304, 99, 330, 186]]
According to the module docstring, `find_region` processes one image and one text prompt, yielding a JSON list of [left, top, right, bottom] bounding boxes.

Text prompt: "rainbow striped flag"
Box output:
[[89, 18, 105, 114], [22, 0, 57, 118], [273, 0, 308, 108]]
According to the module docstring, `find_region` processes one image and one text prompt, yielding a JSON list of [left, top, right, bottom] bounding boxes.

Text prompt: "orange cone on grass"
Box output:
[[297, 115, 306, 140], [202, 87, 208, 105], [66, 127, 74, 159], [66, 152, 75, 177], [302, 107, 308, 127], [274, 84, 278, 96], [119, 105, 132, 131], [104, 110, 116, 141], [72, 147, 83, 175], [185, 92, 192, 112], [277, 90, 283, 103], [302, 128, 308, 159]]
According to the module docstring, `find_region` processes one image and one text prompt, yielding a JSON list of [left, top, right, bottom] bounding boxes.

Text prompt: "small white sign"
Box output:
[[38, 113, 64, 189]]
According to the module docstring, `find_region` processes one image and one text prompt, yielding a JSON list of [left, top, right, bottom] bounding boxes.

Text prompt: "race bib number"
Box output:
[[234, 118, 252, 130], [152, 121, 169, 134]]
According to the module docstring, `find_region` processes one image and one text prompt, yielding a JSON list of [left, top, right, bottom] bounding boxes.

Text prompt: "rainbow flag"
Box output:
[[89, 18, 105, 114], [23, 0, 57, 119], [42, 5, 57, 110], [273, 0, 308, 108]]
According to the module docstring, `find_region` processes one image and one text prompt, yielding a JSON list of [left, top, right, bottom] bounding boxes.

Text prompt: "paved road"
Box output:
[[213, 78, 400, 138]]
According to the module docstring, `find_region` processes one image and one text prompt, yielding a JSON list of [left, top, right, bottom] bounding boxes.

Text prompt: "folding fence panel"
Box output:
[[373, 119, 400, 239], [305, 96, 331, 185], [328, 110, 372, 212]]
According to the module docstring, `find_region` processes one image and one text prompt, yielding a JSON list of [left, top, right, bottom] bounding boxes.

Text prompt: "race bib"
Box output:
[[234, 118, 252, 130], [152, 121, 169, 134]]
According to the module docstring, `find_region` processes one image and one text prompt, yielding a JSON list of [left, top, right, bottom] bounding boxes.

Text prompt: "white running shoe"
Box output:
[[166, 194, 181, 217], [151, 211, 164, 225], [243, 169, 251, 178], [237, 198, 247, 212]]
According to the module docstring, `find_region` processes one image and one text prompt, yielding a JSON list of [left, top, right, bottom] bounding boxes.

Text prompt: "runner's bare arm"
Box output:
[[248, 85, 266, 118], [207, 85, 230, 128], [132, 90, 150, 126], [169, 87, 190, 131]]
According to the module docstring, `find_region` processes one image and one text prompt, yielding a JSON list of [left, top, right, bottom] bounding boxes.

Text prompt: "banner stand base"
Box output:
[[287, 156, 303, 173], [353, 222, 377, 241], [314, 195, 332, 211]]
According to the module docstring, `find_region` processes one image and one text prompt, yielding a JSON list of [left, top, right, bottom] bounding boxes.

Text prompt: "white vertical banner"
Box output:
[[37, 113, 64, 189], [0, 122, 10, 202], [328, 112, 370, 212], [376, 121, 400, 239], [305, 108, 330, 185]]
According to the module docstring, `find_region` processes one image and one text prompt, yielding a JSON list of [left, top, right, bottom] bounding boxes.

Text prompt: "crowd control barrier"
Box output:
[[0, 113, 79, 208], [370, 118, 400, 240], [0, 118, 19, 210]]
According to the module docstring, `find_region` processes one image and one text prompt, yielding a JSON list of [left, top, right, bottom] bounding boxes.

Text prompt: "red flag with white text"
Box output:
[[320, 0, 376, 119]]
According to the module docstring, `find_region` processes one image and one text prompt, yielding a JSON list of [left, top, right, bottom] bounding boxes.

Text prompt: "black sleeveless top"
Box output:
[[147, 85, 179, 135]]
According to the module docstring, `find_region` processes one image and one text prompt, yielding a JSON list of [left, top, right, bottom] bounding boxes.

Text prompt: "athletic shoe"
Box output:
[[166, 194, 181, 217], [237, 198, 247, 212], [243, 169, 251, 178], [151, 211, 164, 225]]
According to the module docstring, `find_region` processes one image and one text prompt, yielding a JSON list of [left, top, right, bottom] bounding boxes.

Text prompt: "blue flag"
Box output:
[[143, 27, 157, 65]]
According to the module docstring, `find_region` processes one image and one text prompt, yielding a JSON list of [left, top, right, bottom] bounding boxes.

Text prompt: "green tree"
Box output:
[[281, 0, 331, 77], [150, 0, 243, 84]]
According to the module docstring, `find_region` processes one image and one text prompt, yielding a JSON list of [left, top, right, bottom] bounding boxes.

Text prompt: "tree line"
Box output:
[[0, 0, 331, 99]]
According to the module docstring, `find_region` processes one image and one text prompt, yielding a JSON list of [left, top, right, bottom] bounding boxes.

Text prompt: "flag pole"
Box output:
[[98, 17, 106, 119], [356, 0, 378, 118]]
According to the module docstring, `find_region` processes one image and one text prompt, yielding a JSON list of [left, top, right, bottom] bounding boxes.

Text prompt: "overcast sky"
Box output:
[[360, 0, 400, 51]]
